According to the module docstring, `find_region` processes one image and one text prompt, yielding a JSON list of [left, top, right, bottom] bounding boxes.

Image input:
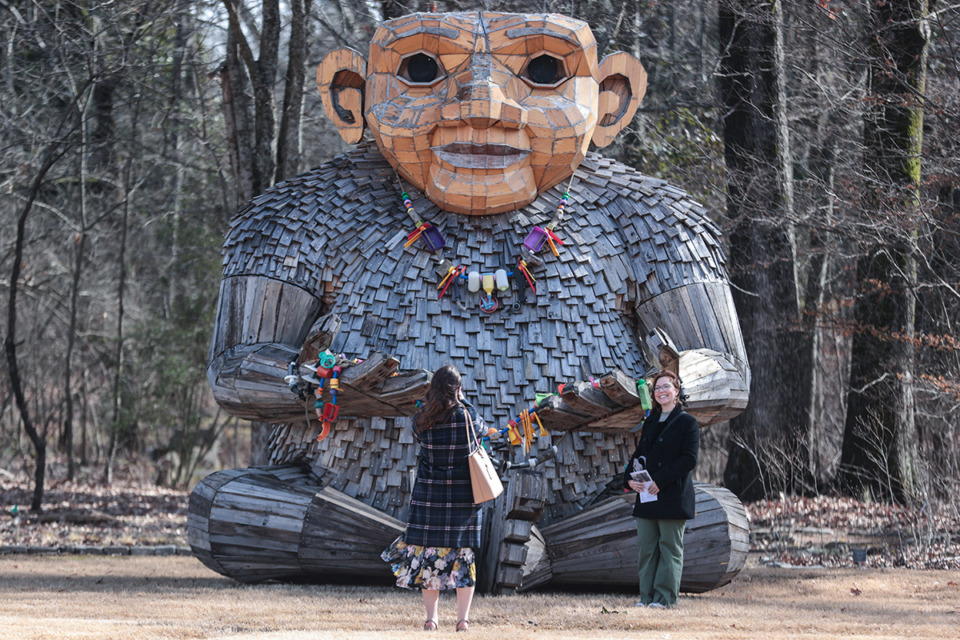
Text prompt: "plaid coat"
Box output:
[[405, 403, 487, 548]]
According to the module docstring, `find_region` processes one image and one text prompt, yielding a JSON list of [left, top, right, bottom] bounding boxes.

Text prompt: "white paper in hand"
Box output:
[[631, 461, 658, 503]]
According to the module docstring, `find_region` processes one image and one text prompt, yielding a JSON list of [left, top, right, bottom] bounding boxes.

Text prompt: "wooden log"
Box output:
[[203, 471, 315, 582], [478, 469, 546, 595], [504, 470, 547, 522], [310, 367, 430, 418], [375, 369, 432, 411], [597, 369, 642, 407], [187, 464, 403, 584], [188, 467, 276, 578], [518, 525, 553, 591], [520, 482, 749, 593], [533, 395, 592, 432], [680, 348, 750, 425], [299, 487, 404, 579], [559, 381, 623, 417], [336, 352, 399, 389], [585, 402, 650, 432]]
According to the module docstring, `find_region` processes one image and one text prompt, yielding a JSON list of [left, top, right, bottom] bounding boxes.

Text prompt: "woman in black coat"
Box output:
[[624, 369, 699, 608], [381, 364, 491, 631]]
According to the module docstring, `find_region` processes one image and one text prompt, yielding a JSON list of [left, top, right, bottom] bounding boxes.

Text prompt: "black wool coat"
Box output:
[[623, 405, 700, 520]]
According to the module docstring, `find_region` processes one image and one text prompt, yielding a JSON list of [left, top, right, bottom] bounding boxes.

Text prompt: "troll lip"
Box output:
[[432, 143, 531, 169]]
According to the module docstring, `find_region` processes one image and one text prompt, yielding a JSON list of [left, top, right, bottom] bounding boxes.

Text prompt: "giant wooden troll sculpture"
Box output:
[[188, 12, 751, 594]]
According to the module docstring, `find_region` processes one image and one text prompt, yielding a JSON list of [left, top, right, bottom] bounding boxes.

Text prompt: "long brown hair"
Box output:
[[414, 365, 462, 433]]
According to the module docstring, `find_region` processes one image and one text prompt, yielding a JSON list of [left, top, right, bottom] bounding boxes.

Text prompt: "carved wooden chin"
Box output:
[[422, 164, 540, 215]]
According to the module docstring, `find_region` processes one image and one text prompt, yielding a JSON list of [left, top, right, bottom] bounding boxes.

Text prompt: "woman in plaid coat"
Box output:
[[382, 364, 491, 632]]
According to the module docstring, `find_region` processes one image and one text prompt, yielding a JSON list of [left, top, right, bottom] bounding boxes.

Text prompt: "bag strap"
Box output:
[[463, 404, 479, 454]]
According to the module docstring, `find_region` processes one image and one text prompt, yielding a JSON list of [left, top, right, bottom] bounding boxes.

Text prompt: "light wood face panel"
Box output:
[[364, 12, 606, 215]]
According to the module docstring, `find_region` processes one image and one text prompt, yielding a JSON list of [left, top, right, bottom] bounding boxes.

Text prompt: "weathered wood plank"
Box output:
[[536, 482, 749, 592], [586, 402, 650, 432], [505, 470, 547, 522], [502, 518, 533, 543], [518, 525, 553, 592], [207, 506, 306, 533], [559, 381, 622, 417], [337, 352, 398, 384], [212, 492, 311, 519], [533, 396, 592, 432]]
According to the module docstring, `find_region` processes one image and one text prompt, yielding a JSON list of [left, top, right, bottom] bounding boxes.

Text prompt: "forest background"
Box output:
[[2, 0, 959, 559]]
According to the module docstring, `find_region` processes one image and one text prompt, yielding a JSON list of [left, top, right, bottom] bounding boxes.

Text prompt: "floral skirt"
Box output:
[[380, 536, 476, 591]]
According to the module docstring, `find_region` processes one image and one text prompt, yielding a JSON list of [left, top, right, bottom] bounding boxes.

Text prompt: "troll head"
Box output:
[[319, 12, 647, 215]]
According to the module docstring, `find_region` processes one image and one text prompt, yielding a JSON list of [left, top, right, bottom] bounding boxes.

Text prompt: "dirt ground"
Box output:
[[1, 554, 958, 640], [4, 474, 959, 570]]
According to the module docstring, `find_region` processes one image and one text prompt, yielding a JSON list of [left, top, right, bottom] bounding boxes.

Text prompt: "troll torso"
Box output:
[[220, 142, 726, 523]]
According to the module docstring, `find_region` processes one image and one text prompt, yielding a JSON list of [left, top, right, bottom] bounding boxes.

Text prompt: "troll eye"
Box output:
[[398, 52, 443, 85], [523, 54, 567, 86]]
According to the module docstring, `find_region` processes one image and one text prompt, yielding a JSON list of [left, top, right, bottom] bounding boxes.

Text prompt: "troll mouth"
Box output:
[[432, 143, 531, 169]]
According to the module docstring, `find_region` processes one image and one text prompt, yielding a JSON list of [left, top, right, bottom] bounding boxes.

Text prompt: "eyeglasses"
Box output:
[[654, 385, 674, 392]]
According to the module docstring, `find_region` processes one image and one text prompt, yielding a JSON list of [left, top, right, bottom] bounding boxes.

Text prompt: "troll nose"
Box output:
[[440, 78, 526, 129]]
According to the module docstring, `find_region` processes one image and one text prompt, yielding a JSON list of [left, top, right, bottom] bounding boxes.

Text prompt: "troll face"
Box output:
[[319, 12, 646, 215]]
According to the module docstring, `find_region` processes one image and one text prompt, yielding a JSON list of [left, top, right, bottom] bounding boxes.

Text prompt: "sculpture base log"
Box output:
[[478, 469, 548, 594], [188, 463, 545, 592], [521, 482, 749, 593], [188, 464, 403, 584], [189, 466, 747, 594]]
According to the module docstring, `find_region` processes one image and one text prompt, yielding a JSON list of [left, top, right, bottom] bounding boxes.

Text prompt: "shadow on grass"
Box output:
[[0, 573, 234, 592]]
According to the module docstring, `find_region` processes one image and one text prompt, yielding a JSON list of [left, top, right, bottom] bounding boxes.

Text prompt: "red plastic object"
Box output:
[[317, 421, 330, 442], [322, 402, 339, 422]]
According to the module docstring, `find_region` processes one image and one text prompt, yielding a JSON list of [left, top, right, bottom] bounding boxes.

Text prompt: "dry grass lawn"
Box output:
[[1, 555, 958, 640]]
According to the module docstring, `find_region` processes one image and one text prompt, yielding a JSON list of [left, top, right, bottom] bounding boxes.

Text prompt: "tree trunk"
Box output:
[[165, 5, 189, 319], [251, 0, 280, 192], [103, 183, 130, 486], [63, 230, 87, 482], [839, 0, 929, 504], [250, 421, 273, 466], [6, 148, 69, 512], [102, 81, 142, 481], [220, 0, 281, 200], [220, 24, 255, 205], [803, 122, 849, 488], [275, 0, 312, 183], [718, 0, 811, 500]]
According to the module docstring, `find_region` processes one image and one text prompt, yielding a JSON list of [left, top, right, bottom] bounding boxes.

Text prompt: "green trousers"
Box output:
[[635, 518, 686, 607]]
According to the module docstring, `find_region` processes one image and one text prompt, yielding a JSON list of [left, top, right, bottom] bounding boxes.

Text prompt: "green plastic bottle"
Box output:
[[637, 378, 652, 411]]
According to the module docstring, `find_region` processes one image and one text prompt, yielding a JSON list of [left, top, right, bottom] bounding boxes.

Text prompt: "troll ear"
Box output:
[[318, 48, 367, 144], [592, 52, 647, 148]]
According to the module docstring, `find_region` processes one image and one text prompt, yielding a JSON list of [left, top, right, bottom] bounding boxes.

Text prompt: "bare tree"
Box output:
[[840, 0, 931, 503], [6, 141, 77, 510], [219, 0, 319, 197], [717, 0, 811, 499]]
